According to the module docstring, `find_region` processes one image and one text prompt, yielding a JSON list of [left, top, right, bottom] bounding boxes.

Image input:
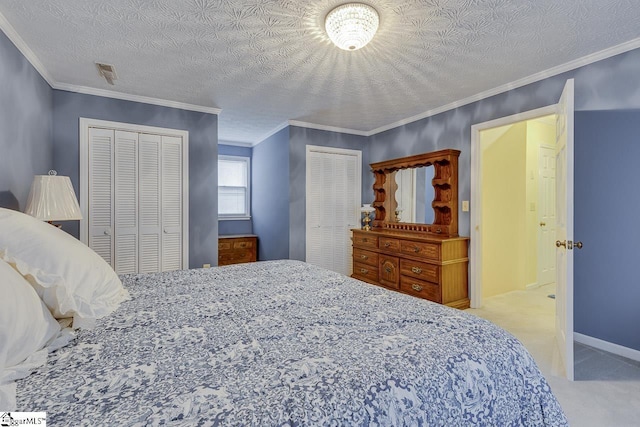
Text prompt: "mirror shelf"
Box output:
[[370, 149, 460, 237]]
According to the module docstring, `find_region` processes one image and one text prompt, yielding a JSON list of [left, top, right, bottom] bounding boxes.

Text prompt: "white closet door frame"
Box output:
[[305, 145, 362, 275], [79, 118, 189, 269]]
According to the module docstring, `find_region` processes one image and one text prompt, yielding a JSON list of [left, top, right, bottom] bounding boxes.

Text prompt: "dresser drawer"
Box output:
[[353, 234, 378, 249], [218, 241, 232, 250], [400, 240, 440, 260], [400, 276, 441, 303], [400, 259, 439, 282], [233, 240, 254, 249], [379, 237, 401, 252], [379, 256, 400, 289], [353, 248, 378, 267], [218, 250, 254, 265], [353, 262, 378, 282]]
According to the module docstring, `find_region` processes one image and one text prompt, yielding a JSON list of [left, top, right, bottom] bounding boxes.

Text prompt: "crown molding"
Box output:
[[288, 120, 369, 137], [218, 139, 254, 148], [368, 37, 640, 136], [54, 82, 221, 115], [252, 121, 290, 146], [0, 10, 55, 87]]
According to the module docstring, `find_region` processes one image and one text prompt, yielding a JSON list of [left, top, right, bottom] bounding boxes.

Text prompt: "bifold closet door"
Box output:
[[114, 131, 139, 274], [88, 128, 115, 265], [139, 133, 162, 273], [87, 128, 184, 274], [306, 149, 360, 276], [161, 136, 183, 272]]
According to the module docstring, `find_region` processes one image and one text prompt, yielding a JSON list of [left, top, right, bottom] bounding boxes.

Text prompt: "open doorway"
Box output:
[[477, 114, 557, 300]]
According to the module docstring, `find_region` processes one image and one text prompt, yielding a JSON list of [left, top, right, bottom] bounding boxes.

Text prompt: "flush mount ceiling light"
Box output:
[[325, 3, 379, 51]]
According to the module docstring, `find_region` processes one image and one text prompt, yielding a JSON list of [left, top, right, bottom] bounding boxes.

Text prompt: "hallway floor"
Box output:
[[466, 284, 640, 426]]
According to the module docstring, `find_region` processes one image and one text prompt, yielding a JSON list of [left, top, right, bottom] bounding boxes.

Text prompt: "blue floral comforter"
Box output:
[[17, 260, 567, 426]]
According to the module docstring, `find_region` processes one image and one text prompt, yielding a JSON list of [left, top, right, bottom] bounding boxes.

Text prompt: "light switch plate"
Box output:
[[462, 200, 470, 212]]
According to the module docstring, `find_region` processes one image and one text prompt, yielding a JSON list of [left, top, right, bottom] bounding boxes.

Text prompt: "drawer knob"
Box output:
[[384, 242, 391, 247], [360, 268, 368, 274], [411, 267, 423, 274], [360, 255, 368, 260], [412, 284, 423, 292], [413, 246, 420, 253], [384, 266, 392, 273]]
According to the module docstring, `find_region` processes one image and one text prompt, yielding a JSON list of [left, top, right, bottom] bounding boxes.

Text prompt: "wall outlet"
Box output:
[[462, 200, 470, 212], [203, 263, 211, 269]]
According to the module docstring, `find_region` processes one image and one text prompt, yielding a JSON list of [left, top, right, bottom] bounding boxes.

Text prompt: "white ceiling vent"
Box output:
[[95, 62, 117, 85]]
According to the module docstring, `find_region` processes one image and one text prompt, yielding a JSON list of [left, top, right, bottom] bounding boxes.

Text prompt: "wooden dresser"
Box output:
[[352, 229, 469, 309], [218, 235, 258, 266], [353, 149, 470, 309]]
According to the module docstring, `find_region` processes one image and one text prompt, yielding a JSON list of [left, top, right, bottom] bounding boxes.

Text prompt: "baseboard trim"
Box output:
[[574, 332, 640, 363], [526, 282, 539, 290]]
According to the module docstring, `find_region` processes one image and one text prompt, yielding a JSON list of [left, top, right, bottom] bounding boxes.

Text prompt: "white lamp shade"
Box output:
[[25, 175, 82, 221]]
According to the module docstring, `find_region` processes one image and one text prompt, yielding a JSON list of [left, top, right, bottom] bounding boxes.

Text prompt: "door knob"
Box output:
[[574, 241, 583, 249], [540, 222, 546, 227], [555, 240, 566, 248]]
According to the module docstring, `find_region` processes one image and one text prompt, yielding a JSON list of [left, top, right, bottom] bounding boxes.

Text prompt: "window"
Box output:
[[218, 155, 250, 219]]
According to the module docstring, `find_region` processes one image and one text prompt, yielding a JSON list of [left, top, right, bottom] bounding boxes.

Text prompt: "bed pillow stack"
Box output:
[[0, 207, 130, 329]]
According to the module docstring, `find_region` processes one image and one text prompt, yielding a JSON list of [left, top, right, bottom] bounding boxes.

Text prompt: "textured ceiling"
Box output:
[[1, 1, 640, 143]]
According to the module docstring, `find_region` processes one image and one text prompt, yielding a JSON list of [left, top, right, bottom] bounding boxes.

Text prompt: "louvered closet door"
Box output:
[[88, 128, 115, 264], [161, 136, 183, 271], [114, 131, 139, 274], [306, 149, 360, 276], [138, 133, 162, 273]]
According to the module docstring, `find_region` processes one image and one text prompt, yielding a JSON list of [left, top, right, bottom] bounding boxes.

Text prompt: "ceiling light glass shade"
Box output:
[[325, 3, 379, 51], [25, 171, 82, 221]]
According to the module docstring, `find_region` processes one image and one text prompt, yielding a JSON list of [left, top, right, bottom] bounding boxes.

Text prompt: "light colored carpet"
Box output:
[[466, 284, 640, 427]]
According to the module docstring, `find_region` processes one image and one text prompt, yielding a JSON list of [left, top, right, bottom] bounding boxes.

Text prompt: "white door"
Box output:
[[114, 131, 139, 274], [88, 128, 115, 265], [306, 146, 361, 276], [139, 133, 162, 273], [537, 145, 556, 286], [161, 136, 183, 272], [555, 79, 575, 380]]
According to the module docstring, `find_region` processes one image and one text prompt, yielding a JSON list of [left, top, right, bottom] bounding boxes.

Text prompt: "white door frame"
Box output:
[[470, 104, 557, 308], [79, 118, 190, 269]]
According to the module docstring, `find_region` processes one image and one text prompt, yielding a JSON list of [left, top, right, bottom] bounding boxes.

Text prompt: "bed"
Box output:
[[15, 260, 567, 426]]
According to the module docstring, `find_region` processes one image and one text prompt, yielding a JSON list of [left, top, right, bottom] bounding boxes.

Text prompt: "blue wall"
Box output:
[[252, 127, 290, 260], [369, 48, 640, 351], [574, 110, 640, 350], [0, 30, 52, 209], [288, 126, 369, 261], [218, 143, 253, 236], [52, 90, 219, 269]]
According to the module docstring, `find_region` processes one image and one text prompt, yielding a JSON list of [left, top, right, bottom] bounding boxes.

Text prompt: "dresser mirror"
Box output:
[[370, 149, 460, 237], [387, 166, 435, 224]]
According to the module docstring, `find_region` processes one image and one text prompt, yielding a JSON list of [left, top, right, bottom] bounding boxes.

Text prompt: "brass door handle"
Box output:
[[411, 284, 423, 292], [540, 222, 546, 227], [556, 240, 566, 248], [574, 241, 583, 249], [411, 267, 422, 274]]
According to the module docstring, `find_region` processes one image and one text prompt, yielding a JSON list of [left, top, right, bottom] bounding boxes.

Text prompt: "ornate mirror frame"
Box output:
[[370, 149, 461, 237]]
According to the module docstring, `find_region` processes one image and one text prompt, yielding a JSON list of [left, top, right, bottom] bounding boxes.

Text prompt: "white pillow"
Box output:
[[0, 258, 60, 380], [0, 207, 130, 329]]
